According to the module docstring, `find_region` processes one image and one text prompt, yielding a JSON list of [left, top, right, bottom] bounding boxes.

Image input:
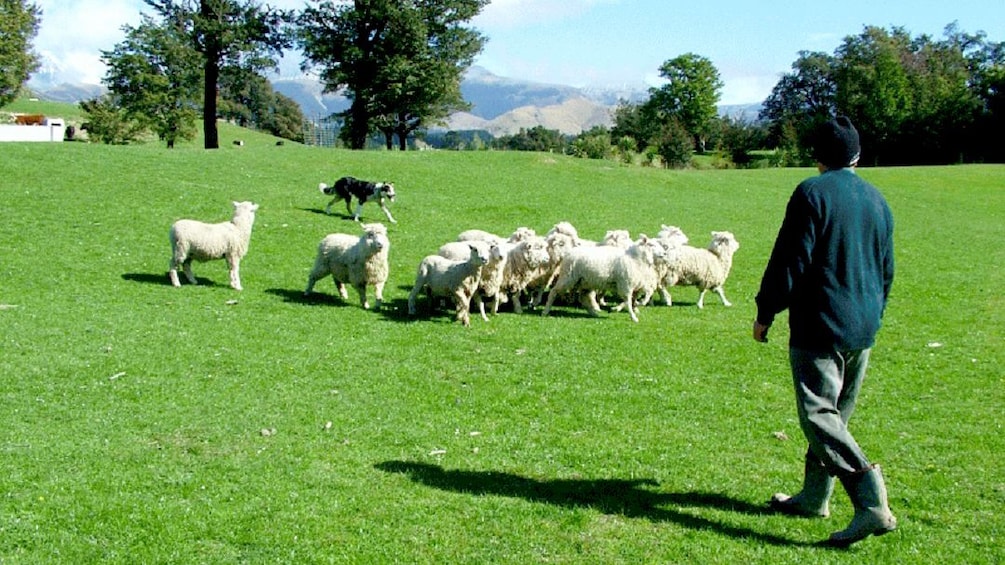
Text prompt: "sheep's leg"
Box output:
[[627, 292, 640, 323], [227, 256, 242, 291], [407, 282, 422, 315], [325, 197, 336, 215], [373, 281, 385, 310], [584, 290, 603, 317], [660, 285, 673, 306], [335, 281, 349, 300], [454, 291, 471, 326], [513, 293, 525, 314], [352, 202, 363, 221], [380, 202, 397, 224], [182, 259, 197, 285], [169, 256, 183, 287], [304, 265, 326, 295], [473, 291, 489, 322], [355, 283, 370, 309], [696, 289, 707, 309], [714, 286, 732, 307]]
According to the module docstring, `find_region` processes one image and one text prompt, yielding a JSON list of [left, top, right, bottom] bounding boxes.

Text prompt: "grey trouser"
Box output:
[[789, 347, 873, 477]]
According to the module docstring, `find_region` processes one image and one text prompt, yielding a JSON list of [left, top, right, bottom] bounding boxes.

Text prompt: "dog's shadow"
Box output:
[[298, 207, 357, 221], [375, 461, 822, 548]]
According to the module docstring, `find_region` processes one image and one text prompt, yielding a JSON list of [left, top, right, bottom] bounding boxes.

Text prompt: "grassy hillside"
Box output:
[[0, 138, 1002, 563]]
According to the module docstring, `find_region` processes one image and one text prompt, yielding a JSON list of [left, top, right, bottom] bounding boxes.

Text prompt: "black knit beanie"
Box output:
[[812, 116, 861, 169]]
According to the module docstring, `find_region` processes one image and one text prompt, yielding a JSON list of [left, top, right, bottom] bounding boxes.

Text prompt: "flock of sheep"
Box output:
[[167, 200, 740, 326]]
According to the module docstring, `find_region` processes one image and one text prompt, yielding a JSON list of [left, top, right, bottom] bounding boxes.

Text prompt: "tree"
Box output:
[[646, 53, 723, 152], [101, 14, 202, 148], [218, 69, 305, 142], [759, 51, 837, 161], [80, 95, 148, 144], [0, 0, 40, 106], [298, 0, 488, 150], [143, 0, 291, 149], [653, 119, 693, 169]]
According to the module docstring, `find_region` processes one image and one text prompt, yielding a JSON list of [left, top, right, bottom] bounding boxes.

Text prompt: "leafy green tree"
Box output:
[[645, 53, 723, 152], [101, 15, 202, 148], [298, 0, 487, 150], [142, 0, 291, 149], [493, 126, 568, 153], [759, 51, 836, 161], [0, 0, 40, 106], [571, 126, 612, 160], [218, 69, 305, 142], [80, 95, 148, 144], [653, 119, 693, 169], [610, 100, 658, 153]]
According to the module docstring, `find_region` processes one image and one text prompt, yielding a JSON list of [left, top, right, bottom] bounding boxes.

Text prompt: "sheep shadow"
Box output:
[[375, 461, 824, 548], [264, 287, 355, 307], [121, 272, 225, 288]]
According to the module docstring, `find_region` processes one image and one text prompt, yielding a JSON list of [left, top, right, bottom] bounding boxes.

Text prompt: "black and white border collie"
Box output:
[[319, 176, 397, 224]]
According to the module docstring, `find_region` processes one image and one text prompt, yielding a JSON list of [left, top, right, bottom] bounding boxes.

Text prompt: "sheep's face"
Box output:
[[657, 225, 688, 246], [523, 240, 552, 268], [710, 231, 739, 253], [601, 230, 631, 249], [508, 226, 537, 243], [489, 243, 505, 262], [361, 223, 389, 251], [469, 244, 490, 266]]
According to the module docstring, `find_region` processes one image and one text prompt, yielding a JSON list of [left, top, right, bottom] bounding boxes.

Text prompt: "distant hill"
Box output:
[[28, 65, 762, 137]]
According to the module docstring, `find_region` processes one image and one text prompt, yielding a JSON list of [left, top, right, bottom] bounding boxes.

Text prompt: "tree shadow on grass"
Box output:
[[375, 461, 830, 548]]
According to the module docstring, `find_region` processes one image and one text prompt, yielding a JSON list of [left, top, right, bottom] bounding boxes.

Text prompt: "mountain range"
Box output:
[[28, 64, 762, 136]]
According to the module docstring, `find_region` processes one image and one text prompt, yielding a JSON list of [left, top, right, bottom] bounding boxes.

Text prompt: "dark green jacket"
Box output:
[[756, 168, 894, 351]]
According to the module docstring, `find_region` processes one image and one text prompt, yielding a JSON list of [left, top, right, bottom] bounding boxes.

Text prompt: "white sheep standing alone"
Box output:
[[304, 223, 390, 309], [659, 231, 740, 308], [168, 201, 259, 290], [408, 245, 489, 326]]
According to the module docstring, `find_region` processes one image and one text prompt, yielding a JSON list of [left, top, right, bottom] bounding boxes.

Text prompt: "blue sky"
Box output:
[[30, 0, 1004, 104]]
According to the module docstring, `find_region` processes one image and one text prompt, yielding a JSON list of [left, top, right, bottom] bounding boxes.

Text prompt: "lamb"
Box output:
[[168, 201, 259, 291], [541, 236, 664, 320], [658, 231, 740, 308], [304, 223, 390, 310], [408, 244, 490, 326], [437, 240, 506, 321]]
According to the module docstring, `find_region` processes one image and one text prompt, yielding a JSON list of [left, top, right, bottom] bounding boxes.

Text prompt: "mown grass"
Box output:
[[0, 127, 1002, 564]]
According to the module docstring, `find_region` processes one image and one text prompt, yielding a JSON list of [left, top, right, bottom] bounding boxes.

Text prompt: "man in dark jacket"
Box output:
[[753, 116, 896, 547]]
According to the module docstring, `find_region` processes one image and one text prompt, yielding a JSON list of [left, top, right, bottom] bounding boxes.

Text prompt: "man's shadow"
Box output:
[[375, 461, 825, 547]]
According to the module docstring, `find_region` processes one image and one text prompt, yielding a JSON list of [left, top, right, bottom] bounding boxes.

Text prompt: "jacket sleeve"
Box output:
[[755, 186, 816, 326]]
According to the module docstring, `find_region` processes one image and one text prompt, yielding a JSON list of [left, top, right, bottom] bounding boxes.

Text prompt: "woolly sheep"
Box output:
[[498, 236, 553, 313], [408, 244, 490, 326], [519, 232, 578, 312], [609, 236, 668, 322], [304, 222, 390, 309], [542, 236, 663, 320], [457, 226, 536, 246], [168, 201, 259, 291], [438, 240, 506, 321], [659, 231, 740, 308]]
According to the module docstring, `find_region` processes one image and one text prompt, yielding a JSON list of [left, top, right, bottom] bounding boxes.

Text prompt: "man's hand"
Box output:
[[753, 321, 771, 343]]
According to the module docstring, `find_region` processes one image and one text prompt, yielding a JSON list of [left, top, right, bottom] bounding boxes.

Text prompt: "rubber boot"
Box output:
[[769, 457, 834, 517], [828, 464, 897, 547]]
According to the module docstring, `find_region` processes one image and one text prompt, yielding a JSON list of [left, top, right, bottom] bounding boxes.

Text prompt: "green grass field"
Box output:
[[1, 126, 1002, 563]]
